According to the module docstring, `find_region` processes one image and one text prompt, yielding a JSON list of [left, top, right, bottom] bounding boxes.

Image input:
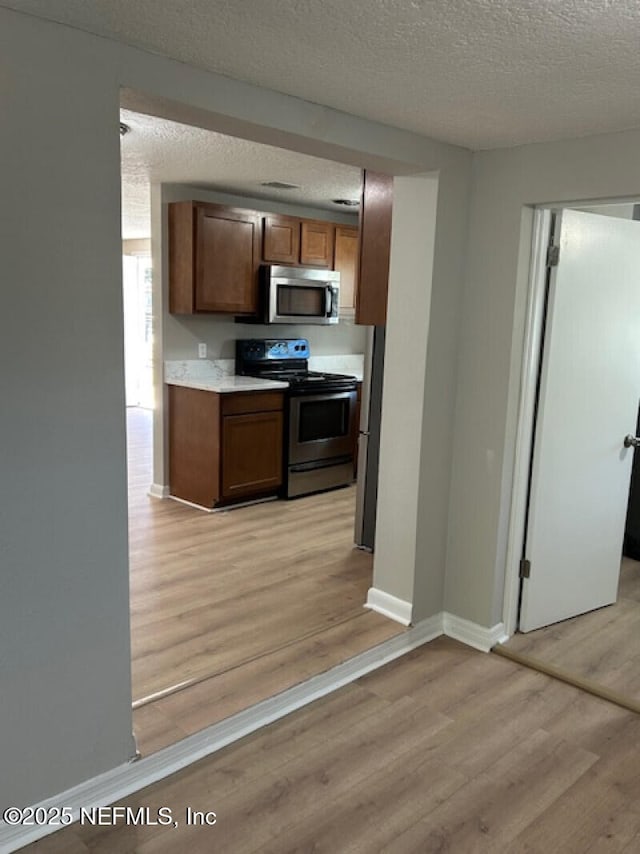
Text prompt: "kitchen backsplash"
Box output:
[[164, 359, 235, 382], [308, 354, 364, 379], [165, 353, 364, 383]]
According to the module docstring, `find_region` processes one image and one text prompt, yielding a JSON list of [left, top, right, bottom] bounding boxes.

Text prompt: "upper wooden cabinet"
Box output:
[[263, 216, 335, 268], [169, 199, 368, 317], [169, 201, 261, 315], [300, 220, 334, 267], [333, 225, 359, 312], [263, 214, 301, 264], [355, 171, 393, 326]]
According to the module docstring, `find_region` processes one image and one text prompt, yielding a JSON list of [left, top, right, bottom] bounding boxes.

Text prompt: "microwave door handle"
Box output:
[[325, 285, 333, 317]]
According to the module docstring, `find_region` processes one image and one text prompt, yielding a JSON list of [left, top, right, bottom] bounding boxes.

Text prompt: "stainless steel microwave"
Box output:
[[262, 265, 340, 325]]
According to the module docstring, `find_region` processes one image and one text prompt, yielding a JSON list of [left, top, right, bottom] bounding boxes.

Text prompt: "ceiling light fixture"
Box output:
[[261, 181, 300, 190], [332, 198, 359, 207]]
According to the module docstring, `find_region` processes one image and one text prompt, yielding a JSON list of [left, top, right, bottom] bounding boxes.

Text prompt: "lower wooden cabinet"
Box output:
[[221, 411, 283, 500], [169, 386, 284, 508]]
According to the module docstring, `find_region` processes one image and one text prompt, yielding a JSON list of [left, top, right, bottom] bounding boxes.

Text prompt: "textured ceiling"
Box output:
[[120, 110, 362, 239], [5, 0, 640, 150]]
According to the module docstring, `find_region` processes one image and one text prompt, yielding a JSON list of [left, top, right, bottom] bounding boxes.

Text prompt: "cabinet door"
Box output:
[[263, 215, 300, 264], [300, 220, 334, 267], [221, 411, 283, 499], [168, 386, 221, 508], [333, 225, 359, 311], [169, 201, 196, 314], [196, 205, 261, 314], [356, 171, 393, 326]]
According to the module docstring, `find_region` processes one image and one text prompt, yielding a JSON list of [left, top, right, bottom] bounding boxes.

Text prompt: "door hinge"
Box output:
[[519, 558, 531, 579], [546, 244, 560, 267]]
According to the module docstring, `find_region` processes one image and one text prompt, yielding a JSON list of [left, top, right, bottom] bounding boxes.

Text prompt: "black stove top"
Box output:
[[257, 369, 355, 385], [235, 338, 357, 392]]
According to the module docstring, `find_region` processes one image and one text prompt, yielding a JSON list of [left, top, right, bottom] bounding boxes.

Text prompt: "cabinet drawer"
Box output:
[[221, 391, 284, 416]]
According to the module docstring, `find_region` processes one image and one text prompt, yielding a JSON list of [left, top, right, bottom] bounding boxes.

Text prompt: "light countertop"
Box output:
[[164, 355, 364, 392], [166, 376, 289, 393]]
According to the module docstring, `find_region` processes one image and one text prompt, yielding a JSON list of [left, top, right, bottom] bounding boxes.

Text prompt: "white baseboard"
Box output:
[[365, 587, 413, 625], [167, 494, 278, 514], [443, 612, 506, 652], [0, 619, 443, 854], [147, 483, 169, 499], [167, 494, 215, 512]]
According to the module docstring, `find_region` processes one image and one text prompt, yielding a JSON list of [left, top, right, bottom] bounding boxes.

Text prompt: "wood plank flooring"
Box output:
[[126, 408, 402, 755], [503, 557, 640, 703], [26, 638, 640, 853]]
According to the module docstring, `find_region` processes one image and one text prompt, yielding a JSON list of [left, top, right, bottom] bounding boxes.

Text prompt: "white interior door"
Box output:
[[520, 209, 640, 632]]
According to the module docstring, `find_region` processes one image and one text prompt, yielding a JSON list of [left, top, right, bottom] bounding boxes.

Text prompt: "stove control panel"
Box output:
[[236, 338, 310, 363]]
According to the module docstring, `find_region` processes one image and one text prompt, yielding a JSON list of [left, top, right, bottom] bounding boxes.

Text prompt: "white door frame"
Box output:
[[501, 207, 553, 637]]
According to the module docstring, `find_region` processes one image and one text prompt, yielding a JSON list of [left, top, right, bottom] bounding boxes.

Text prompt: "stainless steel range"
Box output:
[[236, 338, 358, 498]]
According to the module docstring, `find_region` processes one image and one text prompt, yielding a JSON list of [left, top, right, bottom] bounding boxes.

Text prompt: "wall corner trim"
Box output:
[[148, 483, 170, 499], [365, 587, 413, 625], [443, 612, 507, 652]]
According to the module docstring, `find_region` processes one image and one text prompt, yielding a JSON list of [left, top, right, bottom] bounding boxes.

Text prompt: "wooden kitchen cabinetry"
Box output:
[[333, 225, 359, 312], [169, 386, 284, 508], [168, 198, 378, 319], [262, 214, 300, 264], [263, 215, 334, 267], [220, 393, 283, 501], [169, 201, 261, 315], [355, 171, 393, 326], [300, 220, 334, 267]]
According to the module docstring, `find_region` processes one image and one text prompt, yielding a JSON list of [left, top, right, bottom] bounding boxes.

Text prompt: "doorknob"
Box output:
[[624, 434, 640, 448]]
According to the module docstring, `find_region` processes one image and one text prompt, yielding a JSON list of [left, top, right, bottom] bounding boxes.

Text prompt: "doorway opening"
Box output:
[[122, 248, 153, 410], [120, 108, 405, 756], [499, 201, 640, 711]]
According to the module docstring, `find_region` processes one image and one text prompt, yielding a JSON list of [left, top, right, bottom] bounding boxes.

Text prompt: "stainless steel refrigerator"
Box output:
[[354, 326, 385, 550]]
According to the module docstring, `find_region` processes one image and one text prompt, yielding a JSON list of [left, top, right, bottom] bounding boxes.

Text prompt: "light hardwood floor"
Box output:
[[127, 408, 402, 755], [26, 637, 640, 853], [502, 557, 640, 703]]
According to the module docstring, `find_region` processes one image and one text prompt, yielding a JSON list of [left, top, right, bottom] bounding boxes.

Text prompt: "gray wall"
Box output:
[[373, 175, 439, 606], [0, 12, 136, 806], [412, 161, 472, 621], [0, 6, 471, 807]]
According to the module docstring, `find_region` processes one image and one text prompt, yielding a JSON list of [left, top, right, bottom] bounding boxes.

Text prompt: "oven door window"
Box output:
[[289, 390, 356, 464], [277, 284, 325, 317], [299, 397, 349, 442]]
